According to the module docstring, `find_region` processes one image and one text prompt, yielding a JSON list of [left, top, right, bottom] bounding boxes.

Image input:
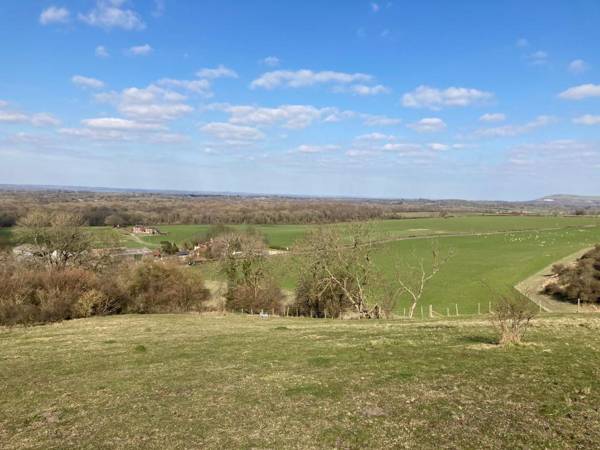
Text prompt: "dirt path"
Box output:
[[515, 246, 594, 313]]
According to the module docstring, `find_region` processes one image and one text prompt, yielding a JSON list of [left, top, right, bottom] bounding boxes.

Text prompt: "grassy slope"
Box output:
[[1, 314, 600, 449]]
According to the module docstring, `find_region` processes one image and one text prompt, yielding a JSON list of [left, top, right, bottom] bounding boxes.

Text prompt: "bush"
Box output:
[[225, 278, 284, 313], [544, 245, 600, 304], [490, 292, 537, 346], [0, 258, 124, 326], [125, 261, 210, 313]]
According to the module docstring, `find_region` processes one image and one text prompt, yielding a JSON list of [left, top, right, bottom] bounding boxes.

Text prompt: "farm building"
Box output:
[[132, 225, 162, 235]]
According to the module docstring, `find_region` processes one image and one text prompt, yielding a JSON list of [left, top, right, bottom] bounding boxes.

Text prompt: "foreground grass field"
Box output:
[[2, 314, 600, 449]]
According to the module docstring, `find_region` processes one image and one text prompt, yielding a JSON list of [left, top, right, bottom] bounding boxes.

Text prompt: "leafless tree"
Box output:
[[294, 224, 381, 318], [17, 212, 93, 269], [394, 243, 453, 318]]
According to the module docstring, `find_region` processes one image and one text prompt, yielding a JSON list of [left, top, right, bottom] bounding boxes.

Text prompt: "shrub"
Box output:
[[490, 292, 537, 346], [125, 261, 210, 313], [544, 245, 600, 304], [225, 277, 284, 313], [0, 258, 124, 326]]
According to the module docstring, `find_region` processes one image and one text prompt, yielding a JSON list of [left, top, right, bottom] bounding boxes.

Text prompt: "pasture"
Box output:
[[1, 314, 600, 449]]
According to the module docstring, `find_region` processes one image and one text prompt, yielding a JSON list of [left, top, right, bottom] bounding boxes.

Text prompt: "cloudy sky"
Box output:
[[1, 0, 599, 200]]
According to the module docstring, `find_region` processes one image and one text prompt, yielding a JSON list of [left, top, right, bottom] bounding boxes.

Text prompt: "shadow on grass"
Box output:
[[461, 335, 497, 345]]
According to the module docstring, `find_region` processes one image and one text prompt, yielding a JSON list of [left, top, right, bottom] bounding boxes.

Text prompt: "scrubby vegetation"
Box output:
[[216, 232, 284, 313], [490, 291, 537, 345], [0, 213, 212, 326], [544, 245, 600, 304]]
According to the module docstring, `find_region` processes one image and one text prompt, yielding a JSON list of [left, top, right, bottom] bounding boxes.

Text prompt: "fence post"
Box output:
[[241, 308, 244, 315], [446, 307, 450, 317], [577, 298, 581, 313], [420, 305, 424, 319], [251, 308, 253, 315], [477, 303, 481, 315], [429, 304, 433, 318], [324, 309, 327, 319], [403, 308, 406, 318], [455, 304, 459, 316], [488, 301, 491, 314]]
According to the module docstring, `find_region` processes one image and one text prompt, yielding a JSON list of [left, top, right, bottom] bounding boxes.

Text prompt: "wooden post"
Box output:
[[455, 304, 459, 316], [403, 308, 406, 318], [488, 301, 492, 314], [241, 308, 244, 315], [420, 305, 424, 319], [477, 303, 481, 315], [429, 304, 433, 318], [324, 309, 327, 319], [251, 308, 253, 315], [446, 307, 450, 317], [272, 308, 275, 316], [577, 298, 581, 313]]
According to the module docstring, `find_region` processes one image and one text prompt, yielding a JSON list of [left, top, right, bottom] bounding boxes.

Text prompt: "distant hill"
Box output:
[[533, 195, 600, 208]]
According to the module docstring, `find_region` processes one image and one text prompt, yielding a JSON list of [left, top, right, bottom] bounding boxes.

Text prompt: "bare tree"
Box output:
[[394, 243, 453, 318], [294, 224, 381, 319], [17, 212, 93, 269]]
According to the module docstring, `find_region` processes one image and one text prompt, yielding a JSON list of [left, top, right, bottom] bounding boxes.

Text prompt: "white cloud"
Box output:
[[0, 111, 29, 123], [334, 84, 390, 96], [295, 144, 340, 154], [95, 45, 109, 58], [568, 59, 588, 74], [407, 117, 447, 133], [508, 140, 599, 168], [157, 78, 212, 97], [573, 115, 600, 126], [479, 113, 506, 123], [30, 113, 61, 127], [362, 114, 402, 126], [402, 85, 493, 109], [474, 115, 556, 138], [58, 126, 186, 144], [251, 69, 373, 90], [40, 6, 70, 25], [428, 143, 449, 151], [71, 75, 105, 89], [127, 44, 153, 56], [196, 65, 238, 79], [559, 84, 600, 100], [355, 132, 396, 141], [79, 0, 145, 30], [370, 2, 380, 12], [261, 56, 281, 67], [200, 122, 265, 144], [528, 50, 548, 65], [96, 85, 193, 122], [0, 101, 60, 127], [81, 117, 165, 131], [208, 103, 349, 129]]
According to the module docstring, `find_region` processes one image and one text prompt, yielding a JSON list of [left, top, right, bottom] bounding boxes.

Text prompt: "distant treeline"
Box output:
[[0, 190, 595, 227]]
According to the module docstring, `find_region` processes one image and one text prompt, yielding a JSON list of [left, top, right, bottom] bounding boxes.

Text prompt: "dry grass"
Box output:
[[1, 314, 600, 448]]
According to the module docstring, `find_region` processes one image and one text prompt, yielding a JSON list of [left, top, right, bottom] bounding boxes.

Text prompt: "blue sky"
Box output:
[[1, 0, 599, 200]]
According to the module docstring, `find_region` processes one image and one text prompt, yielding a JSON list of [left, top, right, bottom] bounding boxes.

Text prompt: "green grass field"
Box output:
[[2, 314, 600, 449], [106, 215, 600, 250], [4, 216, 600, 314]]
